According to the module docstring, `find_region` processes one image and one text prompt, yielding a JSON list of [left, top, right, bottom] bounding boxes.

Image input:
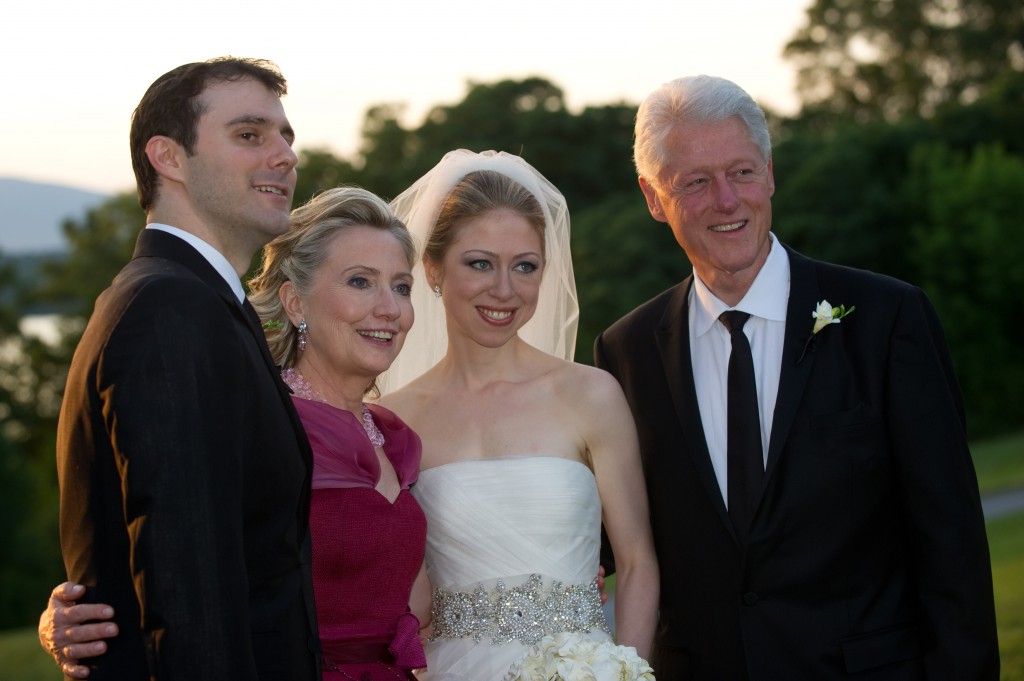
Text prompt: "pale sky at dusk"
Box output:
[[2, 0, 812, 195]]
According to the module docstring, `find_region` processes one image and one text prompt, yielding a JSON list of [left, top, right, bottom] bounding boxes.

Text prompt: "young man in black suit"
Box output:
[[54, 57, 319, 680]]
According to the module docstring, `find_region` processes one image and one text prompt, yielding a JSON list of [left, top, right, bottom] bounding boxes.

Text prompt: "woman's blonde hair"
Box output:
[[248, 186, 414, 377]]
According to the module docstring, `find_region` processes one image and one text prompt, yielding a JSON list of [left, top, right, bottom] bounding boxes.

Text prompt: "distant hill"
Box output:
[[0, 178, 111, 254]]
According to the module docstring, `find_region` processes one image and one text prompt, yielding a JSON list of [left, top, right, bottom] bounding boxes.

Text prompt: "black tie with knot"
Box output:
[[719, 310, 763, 542]]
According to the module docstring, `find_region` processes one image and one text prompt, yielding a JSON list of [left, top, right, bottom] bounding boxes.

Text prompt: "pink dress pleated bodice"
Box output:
[[292, 395, 427, 681]]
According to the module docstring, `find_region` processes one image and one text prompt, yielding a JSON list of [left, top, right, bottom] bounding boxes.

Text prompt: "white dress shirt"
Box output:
[[146, 224, 246, 303], [689, 234, 790, 507]]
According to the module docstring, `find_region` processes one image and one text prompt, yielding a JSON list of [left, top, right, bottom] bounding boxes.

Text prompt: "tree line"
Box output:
[[1, 0, 1021, 628]]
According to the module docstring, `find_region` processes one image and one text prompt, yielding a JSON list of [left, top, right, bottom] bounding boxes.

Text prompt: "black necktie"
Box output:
[[719, 310, 763, 542]]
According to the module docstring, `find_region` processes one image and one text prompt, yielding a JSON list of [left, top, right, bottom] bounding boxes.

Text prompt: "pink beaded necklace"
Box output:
[[280, 368, 385, 447]]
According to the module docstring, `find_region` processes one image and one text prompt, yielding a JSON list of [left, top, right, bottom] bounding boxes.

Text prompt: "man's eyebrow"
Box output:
[[226, 114, 269, 126]]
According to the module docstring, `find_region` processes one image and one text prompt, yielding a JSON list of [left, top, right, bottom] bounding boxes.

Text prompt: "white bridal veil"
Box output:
[[377, 149, 579, 395]]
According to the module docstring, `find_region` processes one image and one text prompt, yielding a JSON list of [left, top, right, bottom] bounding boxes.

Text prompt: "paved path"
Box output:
[[982, 485, 1024, 521]]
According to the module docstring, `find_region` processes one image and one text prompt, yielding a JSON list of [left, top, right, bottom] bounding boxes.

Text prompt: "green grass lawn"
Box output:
[[974, 430, 1024, 678], [989, 509, 1024, 680], [3, 431, 1022, 679], [974, 430, 1024, 494], [0, 627, 60, 681]]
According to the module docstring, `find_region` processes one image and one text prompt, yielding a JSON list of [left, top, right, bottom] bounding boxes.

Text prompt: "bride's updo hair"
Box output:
[[424, 170, 547, 267], [249, 186, 414, 371]]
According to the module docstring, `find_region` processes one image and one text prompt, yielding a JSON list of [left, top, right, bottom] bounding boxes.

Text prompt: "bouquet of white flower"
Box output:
[[503, 632, 656, 681]]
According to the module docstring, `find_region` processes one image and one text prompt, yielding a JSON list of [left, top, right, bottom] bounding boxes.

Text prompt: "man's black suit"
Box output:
[[58, 229, 319, 680], [595, 244, 998, 679]]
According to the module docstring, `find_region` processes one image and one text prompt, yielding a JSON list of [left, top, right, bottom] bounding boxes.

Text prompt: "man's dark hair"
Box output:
[[129, 57, 287, 211]]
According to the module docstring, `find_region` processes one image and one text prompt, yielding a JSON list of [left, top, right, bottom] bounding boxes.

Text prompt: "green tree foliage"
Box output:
[[0, 252, 64, 466], [0, 253, 64, 628], [774, 94, 1024, 437], [906, 142, 1024, 436], [784, 0, 1024, 124], [930, 69, 1024, 155], [0, 253, 30, 448], [39, 193, 145, 319], [349, 77, 639, 213], [0, 428, 62, 628], [294, 148, 360, 207], [349, 79, 574, 201], [0, 195, 147, 628], [772, 116, 931, 282], [571, 194, 689, 361]]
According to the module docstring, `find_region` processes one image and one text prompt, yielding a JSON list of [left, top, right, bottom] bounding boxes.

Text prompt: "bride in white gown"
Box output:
[[377, 150, 658, 680]]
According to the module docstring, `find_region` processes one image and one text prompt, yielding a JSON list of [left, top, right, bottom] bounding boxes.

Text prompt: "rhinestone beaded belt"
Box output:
[[429, 573, 610, 646]]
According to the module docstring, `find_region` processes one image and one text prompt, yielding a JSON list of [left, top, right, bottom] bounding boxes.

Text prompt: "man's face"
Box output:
[[183, 78, 298, 250], [640, 117, 774, 299]]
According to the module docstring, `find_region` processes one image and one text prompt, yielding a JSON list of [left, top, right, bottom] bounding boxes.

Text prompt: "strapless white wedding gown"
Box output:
[[412, 457, 612, 681]]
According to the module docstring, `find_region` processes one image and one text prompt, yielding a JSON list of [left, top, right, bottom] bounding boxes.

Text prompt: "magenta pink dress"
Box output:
[[291, 395, 427, 681]]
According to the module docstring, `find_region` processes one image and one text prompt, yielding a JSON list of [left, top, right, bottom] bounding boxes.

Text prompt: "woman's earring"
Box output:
[[433, 285, 442, 298], [297, 319, 308, 351]]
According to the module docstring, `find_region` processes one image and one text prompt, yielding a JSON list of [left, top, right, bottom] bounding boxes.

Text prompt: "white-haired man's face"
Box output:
[[639, 117, 774, 304]]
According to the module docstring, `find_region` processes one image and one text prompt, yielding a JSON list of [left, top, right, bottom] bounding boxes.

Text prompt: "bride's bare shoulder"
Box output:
[[376, 373, 440, 417], [551, 358, 623, 397]]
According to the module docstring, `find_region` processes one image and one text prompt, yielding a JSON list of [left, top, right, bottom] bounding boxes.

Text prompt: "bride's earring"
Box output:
[[433, 285, 442, 298]]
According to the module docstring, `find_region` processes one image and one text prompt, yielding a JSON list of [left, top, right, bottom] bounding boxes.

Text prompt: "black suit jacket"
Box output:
[[595, 245, 998, 680], [58, 229, 319, 681]]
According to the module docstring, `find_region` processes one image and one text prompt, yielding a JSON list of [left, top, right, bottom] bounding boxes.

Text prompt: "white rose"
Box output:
[[506, 633, 656, 681]]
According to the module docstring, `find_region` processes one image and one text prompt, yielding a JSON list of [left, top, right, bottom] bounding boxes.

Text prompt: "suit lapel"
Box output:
[[136, 229, 282, 381], [239, 298, 289, 390], [134, 229, 314, 513], [763, 247, 820, 485], [136, 230, 280, 377], [655, 276, 735, 538], [134, 228, 239, 301], [237, 291, 315, 532]]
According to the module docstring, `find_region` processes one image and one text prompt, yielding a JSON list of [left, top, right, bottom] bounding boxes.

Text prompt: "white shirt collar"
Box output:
[[691, 233, 790, 337], [146, 223, 246, 303]]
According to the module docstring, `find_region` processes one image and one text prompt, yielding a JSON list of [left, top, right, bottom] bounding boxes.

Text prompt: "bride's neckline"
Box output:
[[281, 367, 385, 447], [419, 455, 591, 475]]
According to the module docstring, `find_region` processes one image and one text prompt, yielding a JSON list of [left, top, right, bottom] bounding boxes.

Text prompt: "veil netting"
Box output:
[[376, 149, 579, 396]]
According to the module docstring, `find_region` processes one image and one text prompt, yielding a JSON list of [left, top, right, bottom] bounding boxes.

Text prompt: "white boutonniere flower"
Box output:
[[797, 300, 856, 365], [812, 300, 855, 334]]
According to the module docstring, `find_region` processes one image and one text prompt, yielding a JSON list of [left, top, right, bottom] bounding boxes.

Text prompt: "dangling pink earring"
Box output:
[[297, 320, 308, 351]]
